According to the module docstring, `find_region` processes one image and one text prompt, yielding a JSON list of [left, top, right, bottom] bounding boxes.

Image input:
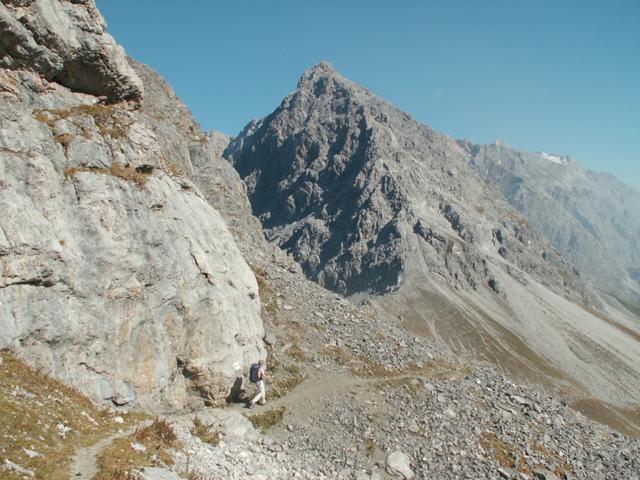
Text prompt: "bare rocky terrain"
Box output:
[[1, 2, 639, 479], [226, 62, 640, 419]]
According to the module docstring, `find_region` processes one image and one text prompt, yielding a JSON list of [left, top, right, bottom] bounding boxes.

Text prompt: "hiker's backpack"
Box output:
[[249, 363, 260, 383]]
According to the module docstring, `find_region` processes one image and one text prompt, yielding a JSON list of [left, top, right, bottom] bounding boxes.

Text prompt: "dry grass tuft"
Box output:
[[248, 407, 286, 433], [34, 104, 131, 139], [191, 416, 221, 446], [480, 431, 520, 470], [162, 159, 182, 177], [53, 133, 73, 147], [65, 163, 151, 188]]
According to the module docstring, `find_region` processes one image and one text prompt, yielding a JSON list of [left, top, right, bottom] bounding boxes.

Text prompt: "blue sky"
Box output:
[[96, 1, 640, 189]]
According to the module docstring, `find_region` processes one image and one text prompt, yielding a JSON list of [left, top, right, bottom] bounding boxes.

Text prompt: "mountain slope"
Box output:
[[460, 140, 640, 314], [227, 62, 640, 411]]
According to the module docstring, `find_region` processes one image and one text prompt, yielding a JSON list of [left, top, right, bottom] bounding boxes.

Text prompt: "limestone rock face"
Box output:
[[0, 0, 143, 102], [190, 130, 270, 255], [0, 25, 264, 409]]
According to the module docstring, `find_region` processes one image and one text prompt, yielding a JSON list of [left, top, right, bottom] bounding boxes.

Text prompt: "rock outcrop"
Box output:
[[0, 0, 143, 102], [460, 140, 640, 314], [0, 3, 264, 410], [227, 62, 640, 409]]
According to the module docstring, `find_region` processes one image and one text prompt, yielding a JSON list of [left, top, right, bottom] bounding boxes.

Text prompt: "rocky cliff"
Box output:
[[0, 0, 143, 102], [0, 0, 264, 411], [460, 140, 640, 314], [227, 62, 640, 409]]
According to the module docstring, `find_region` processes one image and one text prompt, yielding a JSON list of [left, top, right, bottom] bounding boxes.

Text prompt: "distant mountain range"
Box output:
[[459, 139, 640, 313]]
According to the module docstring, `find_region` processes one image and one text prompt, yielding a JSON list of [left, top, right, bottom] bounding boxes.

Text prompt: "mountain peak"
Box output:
[[296, 61, 350, 90], [307, 60, 337, 75]]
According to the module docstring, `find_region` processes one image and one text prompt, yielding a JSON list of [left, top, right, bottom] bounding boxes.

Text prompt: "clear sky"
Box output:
[[96, 0, 640, 189]]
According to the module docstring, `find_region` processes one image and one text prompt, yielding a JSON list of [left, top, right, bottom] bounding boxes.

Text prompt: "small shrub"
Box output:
[[288, 344, 307, 361], [191, 416, 221, 446], [135, 417, 178, 445]]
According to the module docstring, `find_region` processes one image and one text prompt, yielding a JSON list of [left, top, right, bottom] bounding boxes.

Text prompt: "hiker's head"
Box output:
[[258, 359, 265, 367]]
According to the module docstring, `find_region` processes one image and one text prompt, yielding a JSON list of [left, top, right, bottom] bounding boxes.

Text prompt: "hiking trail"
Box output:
[[70, 420, 152, 479]]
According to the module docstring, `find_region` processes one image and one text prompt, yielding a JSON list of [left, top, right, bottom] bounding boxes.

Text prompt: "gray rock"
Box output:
[[0, 0, 143, 102], [263, 332, 277, 346], [532, 470, 559, 480], [386, 450, 414, 479], [0, 9, 264, 410]]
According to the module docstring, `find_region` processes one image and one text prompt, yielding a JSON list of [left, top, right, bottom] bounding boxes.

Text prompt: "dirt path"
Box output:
[[237, 365, 459, 421], [70, 420, 151, 479]]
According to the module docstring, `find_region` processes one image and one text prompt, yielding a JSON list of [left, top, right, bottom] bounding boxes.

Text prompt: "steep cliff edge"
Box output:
[[0, 1, 264, 411]]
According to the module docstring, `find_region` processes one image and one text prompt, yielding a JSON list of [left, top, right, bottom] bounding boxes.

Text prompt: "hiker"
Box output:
[[248, 359, 267, 408]]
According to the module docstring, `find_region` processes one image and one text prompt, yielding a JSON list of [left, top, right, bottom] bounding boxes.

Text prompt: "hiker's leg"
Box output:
[[259, 380, 266, 405], [251, 380, 265, 404]]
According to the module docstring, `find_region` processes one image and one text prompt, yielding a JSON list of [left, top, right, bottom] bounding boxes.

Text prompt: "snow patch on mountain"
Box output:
[[538, 152, 568, 165]]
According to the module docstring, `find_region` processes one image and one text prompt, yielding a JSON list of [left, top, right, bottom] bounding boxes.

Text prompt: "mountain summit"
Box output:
[[227, 62, 640, 410], [227, 63, 588, 301]]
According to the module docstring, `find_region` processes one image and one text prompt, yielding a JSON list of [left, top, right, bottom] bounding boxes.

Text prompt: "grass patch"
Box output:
[[480, 432, 522, 470], [65, 163, 152, 188], [94, 418, 179, 480], [268, 374, 304, 400], [531, 441, 573, 477], [0, 350, 146, 480], [248, 407, 285, 433], [262, 347, 304, 400], [479, 432, 573, 476], [191, 416, 221, 446], [287, 343, 307, 361], [34, 104, 131, 139]]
